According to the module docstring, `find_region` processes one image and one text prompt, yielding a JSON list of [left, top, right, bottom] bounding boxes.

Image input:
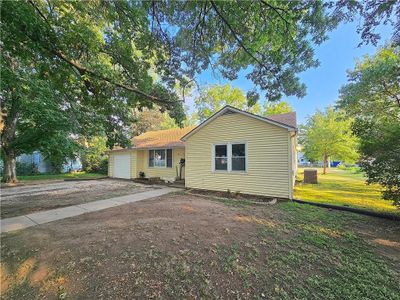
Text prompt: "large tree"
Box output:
[[194, 84, 262, 121], [339, 46, 400, 206], [1, 1, 183, 182], [301, 107, 359, 175], [2, 1, 396, 183]]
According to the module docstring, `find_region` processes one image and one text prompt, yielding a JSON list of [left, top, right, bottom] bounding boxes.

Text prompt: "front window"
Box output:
[[149, 149, 172, 168]]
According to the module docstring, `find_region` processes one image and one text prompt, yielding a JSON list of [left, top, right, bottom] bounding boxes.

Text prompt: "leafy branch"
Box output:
[[28, 0, 173, 105], [210, 1, 268, 70]]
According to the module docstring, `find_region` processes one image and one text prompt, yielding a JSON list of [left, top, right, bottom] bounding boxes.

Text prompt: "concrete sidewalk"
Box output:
[[1, 187, 180, 233]]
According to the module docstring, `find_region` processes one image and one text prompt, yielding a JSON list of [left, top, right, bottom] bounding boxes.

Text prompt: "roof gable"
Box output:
[[181, 106, 296, 141]]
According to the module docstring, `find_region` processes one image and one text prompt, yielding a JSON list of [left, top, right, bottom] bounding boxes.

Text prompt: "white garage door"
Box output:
[[113, 153, 131, 179]]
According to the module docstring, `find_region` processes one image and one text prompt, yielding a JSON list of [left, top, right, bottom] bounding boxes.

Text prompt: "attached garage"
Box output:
[[111, 153, 131, 179]]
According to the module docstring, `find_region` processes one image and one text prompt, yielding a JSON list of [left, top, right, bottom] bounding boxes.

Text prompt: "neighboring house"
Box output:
[[297, 151, 312, 167], [108, 106, 297, 199], [17, 152, 52, 173], [15, 151, 82, 173], [297, 150, 342, 168]]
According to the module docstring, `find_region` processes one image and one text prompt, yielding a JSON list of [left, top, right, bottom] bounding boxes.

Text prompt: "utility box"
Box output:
[[304, 169, 318, 184]]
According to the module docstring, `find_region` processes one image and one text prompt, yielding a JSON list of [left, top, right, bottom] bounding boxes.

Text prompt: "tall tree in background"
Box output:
[[263, 101, 293, 116], [194, 84, 262, 121], [301, 107, 358, 175], [131, 109, 176, 137], [339, 46, 400, 206]]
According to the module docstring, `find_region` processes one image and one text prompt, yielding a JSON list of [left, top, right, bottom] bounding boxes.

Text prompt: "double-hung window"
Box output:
[[232, 144, 246, 171], [149, 149, 172, 168], [213, 143, 246, 172], [214, 145, 228, 171]]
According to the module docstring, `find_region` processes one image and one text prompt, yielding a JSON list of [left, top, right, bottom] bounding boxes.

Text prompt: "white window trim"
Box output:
[[211, 142, 247, 173], [148, 149, 173, 168]]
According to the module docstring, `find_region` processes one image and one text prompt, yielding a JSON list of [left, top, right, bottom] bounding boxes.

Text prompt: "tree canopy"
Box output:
[[263, 101, 293, 116], [194, 84, 262, 121], [338, 46, 400, 205], [2, 0, 342, 182], [301, 107, 359, 174], [131, 107, 183, 137]]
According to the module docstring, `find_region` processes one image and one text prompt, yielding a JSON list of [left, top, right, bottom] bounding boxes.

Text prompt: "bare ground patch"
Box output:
[[1, 193, 399, 299], [0, 179, 156, 218]]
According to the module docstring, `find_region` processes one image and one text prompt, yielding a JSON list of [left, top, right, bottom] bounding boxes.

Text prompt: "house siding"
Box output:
[[108, 154, 114, 177], [135, 148, 185, 180], [131, 151, 137, 179], [185, 112, 292, 198]]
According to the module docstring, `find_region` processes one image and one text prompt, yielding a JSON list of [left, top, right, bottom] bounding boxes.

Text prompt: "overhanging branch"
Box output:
[[28, 0, 173, 105], [210, 1, 269, 70], [259, 0, 290, 35], [52, 49, 170, 104]]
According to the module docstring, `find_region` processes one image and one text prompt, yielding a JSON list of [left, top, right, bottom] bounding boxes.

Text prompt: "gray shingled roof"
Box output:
[[267, 112, 297, 128]]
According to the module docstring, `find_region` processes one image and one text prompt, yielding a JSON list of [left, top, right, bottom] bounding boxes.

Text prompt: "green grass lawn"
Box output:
[[17, 172, 106, 181], [294, 167, 399, 216]]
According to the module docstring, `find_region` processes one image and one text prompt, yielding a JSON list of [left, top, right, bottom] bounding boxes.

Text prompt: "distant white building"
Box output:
[[297, 151, 312, 167], [297, 151, 342, 168]]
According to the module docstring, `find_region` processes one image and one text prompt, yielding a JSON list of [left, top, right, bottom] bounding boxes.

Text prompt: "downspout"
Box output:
[[288, 130, 297, 200]]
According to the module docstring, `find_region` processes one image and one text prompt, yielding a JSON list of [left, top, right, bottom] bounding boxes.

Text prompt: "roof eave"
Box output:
[[107, 148, 136, 154]]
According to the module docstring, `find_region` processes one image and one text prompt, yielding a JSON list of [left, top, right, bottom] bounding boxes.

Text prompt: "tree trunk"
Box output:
[[322, 154, 328, 175], [2, 94, 19, 183], [2, 151, 17, 183]]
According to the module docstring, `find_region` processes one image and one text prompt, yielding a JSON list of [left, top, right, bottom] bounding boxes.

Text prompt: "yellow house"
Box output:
[[108, 126, 194, 182], [108, 106, 297, 199]]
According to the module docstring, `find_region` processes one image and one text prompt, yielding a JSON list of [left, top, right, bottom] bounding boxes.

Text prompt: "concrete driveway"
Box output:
[[0, 179, 159, 219], [1, 186, 180, 233]]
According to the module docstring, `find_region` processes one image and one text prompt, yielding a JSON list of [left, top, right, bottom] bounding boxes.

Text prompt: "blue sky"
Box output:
[[186, 21, 392, 125]]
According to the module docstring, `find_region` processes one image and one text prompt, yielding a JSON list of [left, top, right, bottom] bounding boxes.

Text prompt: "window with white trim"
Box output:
[[149, 149, 172, 168], [214, 145, 228, 171], [232, 143, 246, 171], [213, 143, 246, 172]]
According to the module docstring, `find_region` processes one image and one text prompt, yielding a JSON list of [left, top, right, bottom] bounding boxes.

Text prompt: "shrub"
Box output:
[[81, 136, 108, 174], [97, 158, 109, 175], [337, 164, 362, 173], [16, 162, 38, 176]]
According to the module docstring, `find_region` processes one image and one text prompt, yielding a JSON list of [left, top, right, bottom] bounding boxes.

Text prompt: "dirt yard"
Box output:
[[1, 193, 399, 299], [0, 179, 157, 218]]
